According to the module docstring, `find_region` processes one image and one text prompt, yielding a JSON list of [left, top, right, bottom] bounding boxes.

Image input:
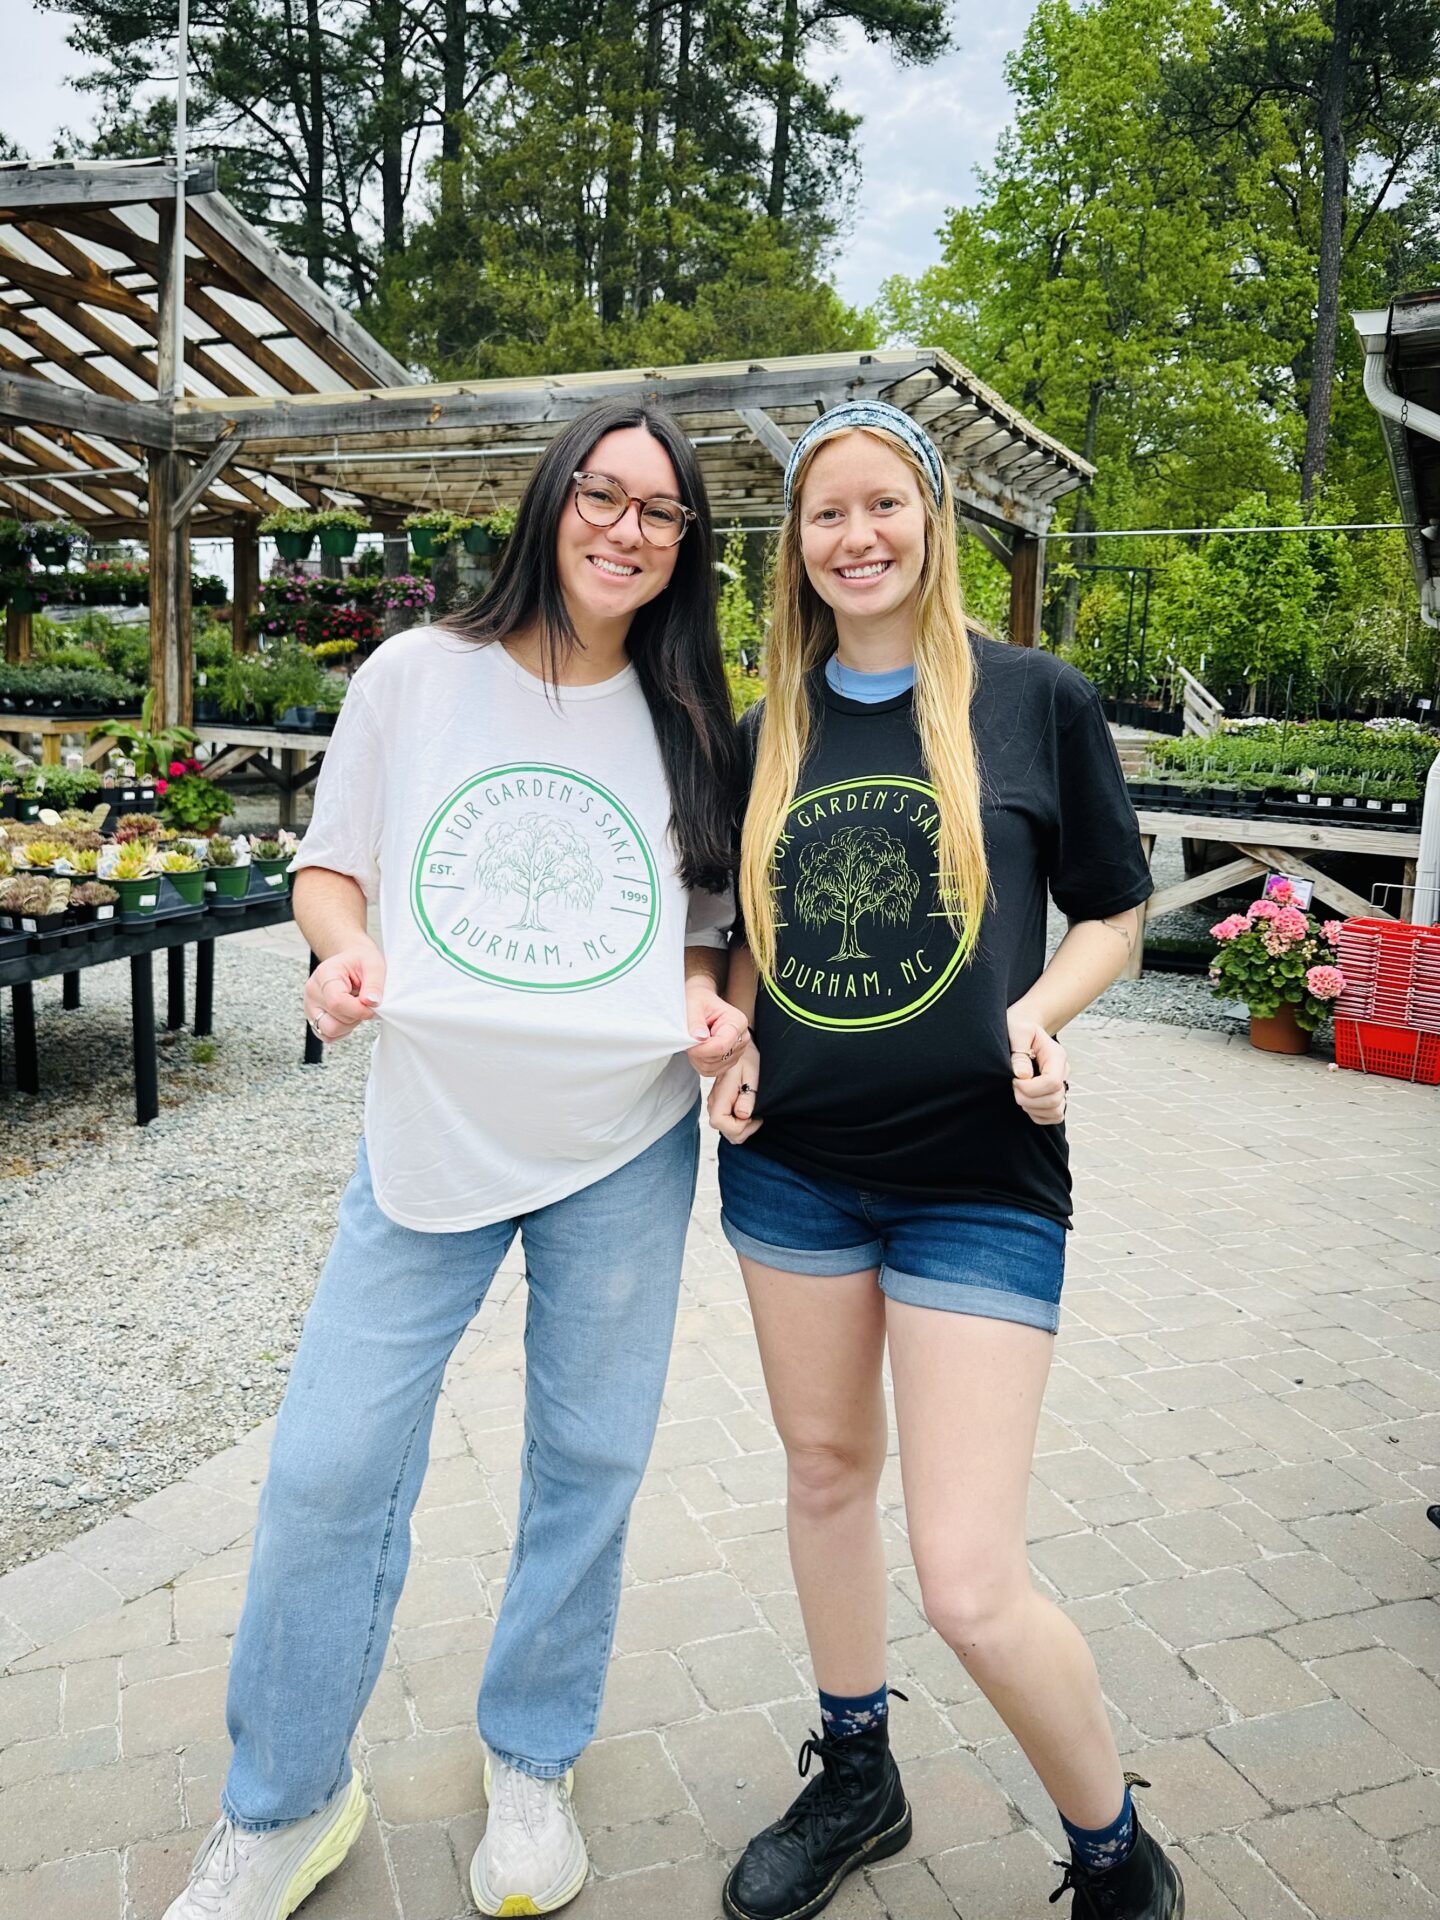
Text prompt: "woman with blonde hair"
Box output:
[[709, 401, 1181, 1920]]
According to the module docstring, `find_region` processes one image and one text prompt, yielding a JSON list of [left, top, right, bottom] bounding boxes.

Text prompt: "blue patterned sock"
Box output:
[[1061, 1785, 1136, 1874], [818, 1684, 890, 1741]]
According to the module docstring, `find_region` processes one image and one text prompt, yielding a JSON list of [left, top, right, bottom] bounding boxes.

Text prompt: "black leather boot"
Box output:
[[722, 1721, 912, 1920], [1049, 1788, 1185, 1920]]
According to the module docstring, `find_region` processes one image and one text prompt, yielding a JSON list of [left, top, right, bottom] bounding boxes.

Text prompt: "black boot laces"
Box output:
[[775, 1691, 908, 1862], [1048, 1774, 1151, 1916]]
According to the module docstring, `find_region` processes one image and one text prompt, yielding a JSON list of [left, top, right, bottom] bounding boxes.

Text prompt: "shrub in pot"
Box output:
[[1208, 881, 1347, 1054]]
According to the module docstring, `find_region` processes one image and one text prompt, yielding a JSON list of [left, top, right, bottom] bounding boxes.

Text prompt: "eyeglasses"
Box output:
[[571, 471, 696, 548]]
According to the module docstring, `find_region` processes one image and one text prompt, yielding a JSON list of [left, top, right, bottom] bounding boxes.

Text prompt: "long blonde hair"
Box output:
[[740, 427, 990, 977]]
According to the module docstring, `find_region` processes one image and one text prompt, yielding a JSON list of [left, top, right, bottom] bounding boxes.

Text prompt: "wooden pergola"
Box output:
[[0, 158, 1092, 729]]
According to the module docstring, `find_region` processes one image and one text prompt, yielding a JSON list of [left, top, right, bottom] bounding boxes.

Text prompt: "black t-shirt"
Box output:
[[738, 638, 1154, 1227]]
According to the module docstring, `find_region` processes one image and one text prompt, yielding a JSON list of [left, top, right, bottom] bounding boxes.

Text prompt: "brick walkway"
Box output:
[[1, 1018, 1438, 1920]]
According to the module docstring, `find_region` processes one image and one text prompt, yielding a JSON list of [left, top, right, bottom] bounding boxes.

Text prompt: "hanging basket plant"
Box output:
[[314, 507, 370, 558], [403, 510, 458, 560], [30, 519, 81, 567], [260, 507, 319, 563], [0, 518, 26, 569]]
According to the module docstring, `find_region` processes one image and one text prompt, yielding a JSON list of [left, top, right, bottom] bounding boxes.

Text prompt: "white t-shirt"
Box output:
[[293, 627, 731, 1231]]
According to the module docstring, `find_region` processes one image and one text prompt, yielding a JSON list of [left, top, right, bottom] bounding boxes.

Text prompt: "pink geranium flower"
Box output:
[[1210, 914, 1248, 940], [1266, 879, 1294, 905], [1306, 964, 1345, 1000], [155, 778, 168, 794], [1275, 907, 1309, 941], [1322, 920, 1343, 944], [1248, 898, 1281, 921]]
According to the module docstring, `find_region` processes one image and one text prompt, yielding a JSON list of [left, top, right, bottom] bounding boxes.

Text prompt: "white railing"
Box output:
[[1176, 664, 1225, 737]]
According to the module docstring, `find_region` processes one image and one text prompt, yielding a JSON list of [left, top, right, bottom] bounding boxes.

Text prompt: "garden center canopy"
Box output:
[[0, 157, 1092, 723], [1354, 294, 1440, 631]]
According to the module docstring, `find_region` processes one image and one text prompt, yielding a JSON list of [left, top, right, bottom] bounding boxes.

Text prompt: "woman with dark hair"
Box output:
[[164, 403, 746, 1920]]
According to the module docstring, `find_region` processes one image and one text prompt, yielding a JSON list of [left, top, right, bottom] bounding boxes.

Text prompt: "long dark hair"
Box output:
[[443, 402, 739, 893]]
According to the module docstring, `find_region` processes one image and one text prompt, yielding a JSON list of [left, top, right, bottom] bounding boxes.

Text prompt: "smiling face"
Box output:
[[797, 431, 928, 635], [555, 426, 684, 638]]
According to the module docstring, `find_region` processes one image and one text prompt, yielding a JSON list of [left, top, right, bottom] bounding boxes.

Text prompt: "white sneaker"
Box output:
[[162, 1774, 367, 1919], [470, 1753, 588, 1916]]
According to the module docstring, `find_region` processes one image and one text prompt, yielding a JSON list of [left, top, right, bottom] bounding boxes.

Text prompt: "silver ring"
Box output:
[[310, 1017, 326, 1041]]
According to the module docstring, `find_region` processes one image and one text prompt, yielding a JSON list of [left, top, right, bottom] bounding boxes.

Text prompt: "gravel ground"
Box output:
[[0, 831, 1289, 1572], [0, 934, 367, 1573]]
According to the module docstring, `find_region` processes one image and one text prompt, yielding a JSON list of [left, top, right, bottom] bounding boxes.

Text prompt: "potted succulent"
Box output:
[[250, 830, 297, 892], [205, 833, 252, 901], [0, 874, 72, 937], [260, 507, 319, 563], [403, 510, 457, 560], [1208, 881, 1348, 1054], [314, 506, 370, 558], [151, 846, 206, 905], [30, 518, 82, 567], [106, 842, 163, 917], [69, 879, 118, 925]]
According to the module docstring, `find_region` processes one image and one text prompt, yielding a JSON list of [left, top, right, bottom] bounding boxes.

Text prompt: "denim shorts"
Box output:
[[717, 1141, 1066, 1333]]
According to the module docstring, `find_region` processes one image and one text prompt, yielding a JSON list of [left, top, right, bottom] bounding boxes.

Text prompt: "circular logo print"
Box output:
[[765, 776, 966, 1030], [411, 763, 661, 991]]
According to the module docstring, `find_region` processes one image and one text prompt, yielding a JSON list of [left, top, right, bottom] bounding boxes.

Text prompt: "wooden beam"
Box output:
[[171, 359, 942, 449], [0, 252, 156, 324], [154, 202, 178, 401], [5, 603, 31, 664], [738, 406, 794, 468], [174, 436, 241, 524], [951, 478, 1050, 540], [1133, 810, 1420, 860], [1232, 845, 1393, 924], [1121, 835, 1156, 978], [232, 516, 259, 652], [1144, 856, 1267, 921], [1008, 531, 1044, 647], [148, 451, 193, 729], [0, 313, 146, 405], [959, 514, 1014, 569], [44, 206, 251, 303], [1, 427, 143, 518], [0, 163, 217, 211], [187, 194, 411, 391], [0, 367, 172, 448]]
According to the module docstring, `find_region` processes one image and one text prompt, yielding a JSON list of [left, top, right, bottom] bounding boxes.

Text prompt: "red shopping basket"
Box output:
[[1334, 1019, 1440, 1085], [1334, 920, 1440, 1036]]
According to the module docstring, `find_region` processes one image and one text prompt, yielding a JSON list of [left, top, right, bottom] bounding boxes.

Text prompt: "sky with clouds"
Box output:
[[4, 0, 1029, 309]]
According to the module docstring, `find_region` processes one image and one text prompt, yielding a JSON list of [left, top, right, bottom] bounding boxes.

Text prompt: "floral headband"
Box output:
[[783, 400, 946, 512]]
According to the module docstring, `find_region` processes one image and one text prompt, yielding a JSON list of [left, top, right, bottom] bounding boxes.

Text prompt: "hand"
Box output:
[[685, 978, 750, 1075], [307, 941, 386, 1045], [708, 1044, 762, 1143], [1007, 1006, 1068, 1127]]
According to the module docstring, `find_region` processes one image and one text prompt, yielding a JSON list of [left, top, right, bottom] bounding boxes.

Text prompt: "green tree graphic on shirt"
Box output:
[[473, 812, 604, 931], [793, 826, 920, 961]]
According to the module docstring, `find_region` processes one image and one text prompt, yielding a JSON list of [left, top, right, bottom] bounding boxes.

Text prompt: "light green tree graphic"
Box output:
[[794, 826, 919, 961], [473, 813, 603, 931]]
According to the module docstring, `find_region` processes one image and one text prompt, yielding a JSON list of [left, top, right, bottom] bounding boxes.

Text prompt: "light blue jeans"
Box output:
[[222, 1102, 699, 1830]]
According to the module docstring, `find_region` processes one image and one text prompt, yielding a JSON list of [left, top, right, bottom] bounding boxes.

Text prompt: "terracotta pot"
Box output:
[[1249, 1004, 1310, 1055]]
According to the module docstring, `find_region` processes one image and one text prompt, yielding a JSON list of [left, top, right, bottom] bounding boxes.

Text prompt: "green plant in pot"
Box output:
[[160, 757, 232, 834], [151, 846, 206, 905], [249, 830, 297, 891], [205, 833, 251, 899], [30, 518, 81, 567], [403, 509, 458, 559], [107, 842, 162, 916], [313, 506, 370, 558], [69, 879, 118, 924], [260, 507, 319, 563]]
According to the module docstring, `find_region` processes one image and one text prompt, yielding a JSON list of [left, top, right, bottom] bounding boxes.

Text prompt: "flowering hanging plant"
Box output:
[[1209, 880, 1346, 1030], [372, 573, 436, 614]]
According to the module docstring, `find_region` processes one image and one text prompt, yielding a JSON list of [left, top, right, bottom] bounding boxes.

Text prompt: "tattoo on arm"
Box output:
[[1069, 914, 1136, 956]]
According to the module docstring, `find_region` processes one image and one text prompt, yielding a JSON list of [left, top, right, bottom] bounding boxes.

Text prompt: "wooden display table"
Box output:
[[192, 724, 330, 827], [1125, 808, 1423, 980], [0, 712, 142, 766]]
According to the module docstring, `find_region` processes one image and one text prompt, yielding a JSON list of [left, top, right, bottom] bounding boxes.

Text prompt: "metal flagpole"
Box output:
[[173, 0, 189, 401]]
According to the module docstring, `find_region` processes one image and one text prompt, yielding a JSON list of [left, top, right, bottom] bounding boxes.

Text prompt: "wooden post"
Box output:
[[233, 516, 259, 653], [1008, 531, 1044, 648], [148, 450, 194, 728], [5, 604, 31, 664]]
